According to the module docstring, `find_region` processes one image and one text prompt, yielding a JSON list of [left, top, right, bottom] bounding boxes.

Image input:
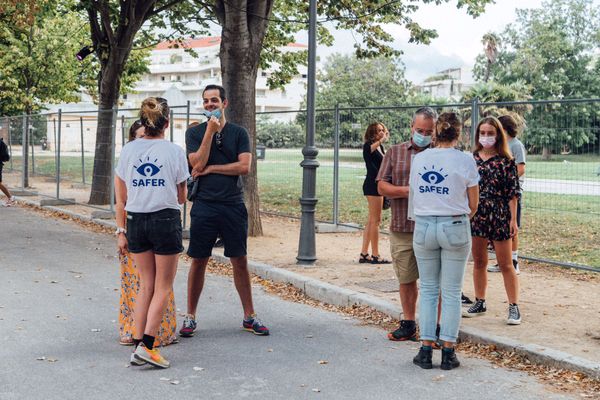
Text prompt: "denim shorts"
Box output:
[[126, 208, 183, 255], [187, 200, 248, 259]]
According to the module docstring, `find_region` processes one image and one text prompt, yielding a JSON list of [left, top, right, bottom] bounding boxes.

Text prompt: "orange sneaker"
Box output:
[[133, 344, 170, 368]]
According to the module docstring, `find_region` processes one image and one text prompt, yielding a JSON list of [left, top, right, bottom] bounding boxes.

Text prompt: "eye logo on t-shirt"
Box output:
[[418, 165, 449, 195], [132, 156, 165, 187]]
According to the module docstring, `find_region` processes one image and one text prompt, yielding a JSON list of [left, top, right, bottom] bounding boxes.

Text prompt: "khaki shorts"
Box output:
[[390, 231, 419, 284]]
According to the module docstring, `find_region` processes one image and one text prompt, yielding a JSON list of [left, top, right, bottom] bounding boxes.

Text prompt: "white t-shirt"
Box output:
[[115, 138, 190, 213], [409, 148, 479, 216]]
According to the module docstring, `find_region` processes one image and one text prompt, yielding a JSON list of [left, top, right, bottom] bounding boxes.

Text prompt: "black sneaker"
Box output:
[[507, 303, 521, 325], [462, 298, 486, 318], [413, 346, 433, 369], [387, 320, 417, 341], [441, 347, 460, 370], [461, 293, 473, 306]]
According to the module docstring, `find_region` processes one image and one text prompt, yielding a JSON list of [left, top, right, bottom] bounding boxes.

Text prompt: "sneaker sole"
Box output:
[[413, 361, 433, 369], [243, 327, 270, 336], [507, 319, 522, 325], [462, 311, 486, 318], [387, 333, 418, 342], [130, 356, 146, 366], [179, 331, 195, 337], [133, 353, 169, 369]]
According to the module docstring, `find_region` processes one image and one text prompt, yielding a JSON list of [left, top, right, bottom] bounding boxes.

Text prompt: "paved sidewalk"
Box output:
[[5, 194, 600, 381], [0, 206, 575, 399]]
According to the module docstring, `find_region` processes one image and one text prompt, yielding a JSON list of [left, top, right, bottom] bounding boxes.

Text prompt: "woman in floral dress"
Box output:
[[118, 119, 178, 347], [463, 116, 522, 325]]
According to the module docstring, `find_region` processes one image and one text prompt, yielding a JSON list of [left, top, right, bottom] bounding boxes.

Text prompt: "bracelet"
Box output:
[[115, 227, 127, 235]]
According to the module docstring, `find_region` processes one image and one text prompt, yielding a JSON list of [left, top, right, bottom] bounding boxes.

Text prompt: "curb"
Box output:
[[14, 196, 600, 379], [211, 253, 600, 380]]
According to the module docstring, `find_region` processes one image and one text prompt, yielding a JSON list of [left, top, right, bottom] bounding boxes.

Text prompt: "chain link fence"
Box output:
[[1, 99, 598, 269]]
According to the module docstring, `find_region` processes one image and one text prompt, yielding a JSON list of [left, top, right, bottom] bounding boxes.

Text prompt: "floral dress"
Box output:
[[470, 153, 520, 241], [119, 252, 177, 347]]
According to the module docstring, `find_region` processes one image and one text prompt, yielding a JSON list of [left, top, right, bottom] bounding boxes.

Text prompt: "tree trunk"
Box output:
[[22, 114, 30, 187], [484, 60, 491, 82], [542, 145, 551, 160], [218, 2, 273, 237], [88, 61, 121, 204]]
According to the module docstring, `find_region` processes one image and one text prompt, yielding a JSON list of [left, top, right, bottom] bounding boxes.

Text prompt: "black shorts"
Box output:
[[126, 208, 183, 255], [188, 200, 248, 259], [0, 162, 3, 183]]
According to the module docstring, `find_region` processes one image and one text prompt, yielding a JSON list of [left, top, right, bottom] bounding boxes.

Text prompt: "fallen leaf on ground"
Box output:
[[193, 367, 204, 371], [318, 360, 328, 365]]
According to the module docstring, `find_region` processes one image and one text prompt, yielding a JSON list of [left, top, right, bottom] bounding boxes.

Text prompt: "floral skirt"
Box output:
[[118, 252, 177, 347]]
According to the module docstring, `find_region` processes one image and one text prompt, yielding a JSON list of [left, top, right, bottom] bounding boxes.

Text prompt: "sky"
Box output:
[[311, 0, 546, 83]]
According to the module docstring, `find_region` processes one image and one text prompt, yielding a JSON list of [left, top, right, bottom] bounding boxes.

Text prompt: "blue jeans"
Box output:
[[413, 215, 471, 343]]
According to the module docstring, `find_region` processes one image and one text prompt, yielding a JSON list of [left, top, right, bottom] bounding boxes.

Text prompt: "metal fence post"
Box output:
[[470, 97, 479, 148], [169, 109, 174, 142], [80, 117, 86, 185], [183, 101, 191, 231], [110, 107, 118, 212], [21, 114, 27, 189], [121, 115, 125, 148], [7, 117, 13, 170], [333, 104, 340, 226], [56, 109, 62, 199], [30, 124, 35, 175]]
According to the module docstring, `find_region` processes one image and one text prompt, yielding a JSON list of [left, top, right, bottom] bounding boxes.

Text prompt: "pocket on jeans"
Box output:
[[413, 222, 428, 245], [442, 221, 470, 247]]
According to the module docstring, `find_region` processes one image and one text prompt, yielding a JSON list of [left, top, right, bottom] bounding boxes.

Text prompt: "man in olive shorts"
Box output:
[[377, 107, 436, 341]]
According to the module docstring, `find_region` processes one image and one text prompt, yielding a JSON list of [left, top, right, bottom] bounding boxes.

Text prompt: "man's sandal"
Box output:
[[370, 255, 391, 264], [359, 253, 371, 263]]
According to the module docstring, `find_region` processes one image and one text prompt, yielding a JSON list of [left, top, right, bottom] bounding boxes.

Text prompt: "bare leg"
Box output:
[[471, 237, 489, 299], [131, 251, 156, 340], [0, 182, 12, 199], [186, 257, 209, 316], [399, 281, 418, 320], [366, 196, 383, 257], [494, 239, 520, 304], [230, 256, 255, 318], [144, 254, 178, 337]]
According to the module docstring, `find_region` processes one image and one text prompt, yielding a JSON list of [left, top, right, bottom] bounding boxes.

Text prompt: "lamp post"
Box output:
[[296, 0, 319, 265]]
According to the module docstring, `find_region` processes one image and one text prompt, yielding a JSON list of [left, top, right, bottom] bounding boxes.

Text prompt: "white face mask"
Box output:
[[479, 136, 496, 149]]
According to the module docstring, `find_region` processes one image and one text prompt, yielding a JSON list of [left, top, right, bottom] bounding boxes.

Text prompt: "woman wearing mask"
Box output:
[[409, 113, 479, 370], [463, 117, 521, 325], [118, 120, 178, 348], [360, 122, 391, 264], [115, 98, 189, 368]]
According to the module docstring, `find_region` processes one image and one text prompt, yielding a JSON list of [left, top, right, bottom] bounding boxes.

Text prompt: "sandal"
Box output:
[[359, 253, 371, 263], [371, 255, 391, 264], [119, 336, 134, 346]]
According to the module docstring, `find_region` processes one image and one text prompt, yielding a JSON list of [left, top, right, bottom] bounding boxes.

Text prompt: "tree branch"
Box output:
[[146, 0, 186, 18], [97, 0, 115, 44]]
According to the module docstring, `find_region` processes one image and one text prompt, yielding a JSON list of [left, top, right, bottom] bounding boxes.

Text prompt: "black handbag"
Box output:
[[187, 177, 199, 202], [383, 197, 391, 210]]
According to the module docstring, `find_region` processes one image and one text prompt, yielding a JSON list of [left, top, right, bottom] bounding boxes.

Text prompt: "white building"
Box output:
[[42, 37, 308, 152], [122, 37, 308, 116], [416, 67, 475, 100]]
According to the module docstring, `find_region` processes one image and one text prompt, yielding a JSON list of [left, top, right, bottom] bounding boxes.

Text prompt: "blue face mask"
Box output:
[[201, 109, 222, 119], [412, 131, 432, 148]]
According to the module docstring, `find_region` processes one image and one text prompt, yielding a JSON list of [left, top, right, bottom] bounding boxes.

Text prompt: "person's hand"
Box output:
[[206, 115, 221, 134], [197, 165, 213, 176], [510, 220, 519, 237], [117, 234, 128, 255], [382, 129, 390, 142]]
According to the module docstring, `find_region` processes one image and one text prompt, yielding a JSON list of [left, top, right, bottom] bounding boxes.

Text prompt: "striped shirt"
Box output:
[[376, 141, 427, 233]]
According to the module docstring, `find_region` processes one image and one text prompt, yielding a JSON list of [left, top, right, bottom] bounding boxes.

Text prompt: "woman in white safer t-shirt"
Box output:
[[114, 97, 190, 368], [408, 112, 479, 371]]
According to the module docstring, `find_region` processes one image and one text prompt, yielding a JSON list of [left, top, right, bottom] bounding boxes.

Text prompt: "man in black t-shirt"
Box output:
[[181, 84, 269, 338]]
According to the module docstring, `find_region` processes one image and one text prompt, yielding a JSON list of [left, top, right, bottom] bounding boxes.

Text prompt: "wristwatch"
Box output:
[[115, 227, 127, 235]]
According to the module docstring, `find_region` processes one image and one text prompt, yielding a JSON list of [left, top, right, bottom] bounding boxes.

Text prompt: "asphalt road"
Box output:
[[0, 206, 572, 399]]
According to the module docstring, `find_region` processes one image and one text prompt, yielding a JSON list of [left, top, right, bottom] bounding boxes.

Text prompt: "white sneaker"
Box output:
[[487, 264, 501, 273], [130, 351, 146, 366], [133, 343, 170, 368]]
